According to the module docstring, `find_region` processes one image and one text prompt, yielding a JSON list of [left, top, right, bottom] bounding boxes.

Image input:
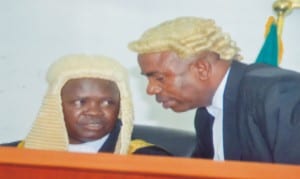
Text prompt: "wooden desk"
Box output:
[[0, 147, 299, 178]]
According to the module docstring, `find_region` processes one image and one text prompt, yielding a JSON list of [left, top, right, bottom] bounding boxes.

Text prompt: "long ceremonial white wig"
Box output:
[[24, 54, 134, 154], [129, 16, 242, 60]]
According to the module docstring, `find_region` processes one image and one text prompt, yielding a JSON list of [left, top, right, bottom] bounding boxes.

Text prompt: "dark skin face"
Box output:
[[61, 78, 120, 144], [138, 51, 217, 112]]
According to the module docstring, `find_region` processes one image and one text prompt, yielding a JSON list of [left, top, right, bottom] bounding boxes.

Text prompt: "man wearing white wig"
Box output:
[[128, 16, 300, 164], [1, 54, 171, 156]]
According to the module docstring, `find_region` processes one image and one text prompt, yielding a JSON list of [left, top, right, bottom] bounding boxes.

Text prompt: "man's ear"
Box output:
[[190, 56, 211, 81]]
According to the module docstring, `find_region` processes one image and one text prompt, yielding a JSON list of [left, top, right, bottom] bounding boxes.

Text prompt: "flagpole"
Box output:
[[273, 0, 300, 36]]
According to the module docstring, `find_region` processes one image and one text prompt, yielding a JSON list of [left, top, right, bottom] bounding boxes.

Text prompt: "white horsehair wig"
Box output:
[[129, 16, 242, 60]]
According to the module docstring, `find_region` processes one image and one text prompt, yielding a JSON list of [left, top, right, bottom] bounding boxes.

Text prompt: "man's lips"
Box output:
[[156, 95, 168, 103], [162, 100, 176, 108], [80, 119, 104, 130], [83, 123, 103, 130], [156, 97, 175, 109], [156, 96, 173, 108]]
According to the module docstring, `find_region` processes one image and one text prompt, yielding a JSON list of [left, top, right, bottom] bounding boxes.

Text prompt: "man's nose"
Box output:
[[146, 82, 162, 95], [85, 102, 103, 116]]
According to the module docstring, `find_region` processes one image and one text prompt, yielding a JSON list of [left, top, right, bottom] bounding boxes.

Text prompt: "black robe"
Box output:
[[192, 60, 300, 164]]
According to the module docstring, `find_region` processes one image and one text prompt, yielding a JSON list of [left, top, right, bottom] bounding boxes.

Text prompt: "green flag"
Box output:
[[255, 16, 283, 67]]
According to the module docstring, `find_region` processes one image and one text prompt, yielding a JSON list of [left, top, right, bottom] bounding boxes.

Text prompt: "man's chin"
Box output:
[[169, 106, 190, 113], [160, 101, 193, 112]]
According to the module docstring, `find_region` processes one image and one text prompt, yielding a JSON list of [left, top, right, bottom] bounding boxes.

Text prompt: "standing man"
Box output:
[[128, 16, 300, 164]]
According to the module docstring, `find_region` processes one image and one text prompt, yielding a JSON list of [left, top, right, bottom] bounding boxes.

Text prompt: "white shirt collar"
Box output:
[[206, 68, 230, 117], [68, 134, 109, 153]]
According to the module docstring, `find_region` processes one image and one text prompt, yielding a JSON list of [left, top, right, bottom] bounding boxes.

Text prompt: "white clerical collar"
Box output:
[[207, 68, 230, 117], [68, 134, 109, 153]]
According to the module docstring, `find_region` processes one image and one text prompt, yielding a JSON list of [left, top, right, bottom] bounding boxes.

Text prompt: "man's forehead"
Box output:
[[61, 78, 119, 93], [138, 51, 181, 75]]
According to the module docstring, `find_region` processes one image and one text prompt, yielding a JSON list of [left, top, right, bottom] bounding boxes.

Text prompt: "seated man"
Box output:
[[1, 54, 171, 156]]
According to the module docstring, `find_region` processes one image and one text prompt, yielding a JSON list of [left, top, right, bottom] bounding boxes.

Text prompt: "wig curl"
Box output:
[[129, 17, 242, 60]]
